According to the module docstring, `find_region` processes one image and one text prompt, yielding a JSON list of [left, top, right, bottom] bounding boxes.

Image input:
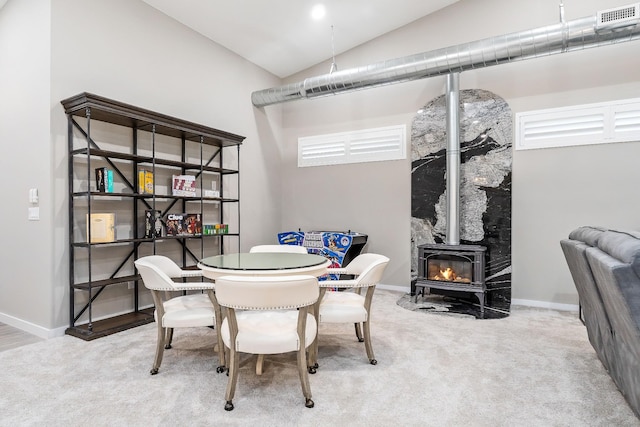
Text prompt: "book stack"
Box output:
[[172, 175, 196, 197]]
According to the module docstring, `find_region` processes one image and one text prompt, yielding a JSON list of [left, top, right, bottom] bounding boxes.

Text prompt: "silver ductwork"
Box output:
[[445, 73, 460, 246], [251, 5, 640, 107]]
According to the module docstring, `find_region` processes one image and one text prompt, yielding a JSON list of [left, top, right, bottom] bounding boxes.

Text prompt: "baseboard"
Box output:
[[377, 284, 580, 313], [0, 312, 65, 339], [0, 304, 157, 340], [510, 298, 579, 313], [377, 283, 410, 293]]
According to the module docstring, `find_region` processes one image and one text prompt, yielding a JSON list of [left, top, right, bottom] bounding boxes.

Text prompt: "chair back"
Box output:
[[215, 275, 319, 310], [250, 244, 308, 254], [340, 253, 384, 275], [135, 256, 179, 291], [352, 254, 390, 288], [137, 255, 186, 278]]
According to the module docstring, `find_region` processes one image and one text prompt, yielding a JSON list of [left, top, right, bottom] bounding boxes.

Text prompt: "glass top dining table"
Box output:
[[197, 252, 331, 279]]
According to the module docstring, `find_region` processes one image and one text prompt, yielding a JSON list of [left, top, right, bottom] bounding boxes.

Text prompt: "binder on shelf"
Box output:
[[87, 213, 115, 243]]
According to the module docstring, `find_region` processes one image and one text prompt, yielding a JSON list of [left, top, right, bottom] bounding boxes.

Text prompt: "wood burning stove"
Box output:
[[414, 243, 487, 314]]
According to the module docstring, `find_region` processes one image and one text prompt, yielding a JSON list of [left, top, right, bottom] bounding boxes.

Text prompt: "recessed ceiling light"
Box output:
[[311, 4, 326, 21]]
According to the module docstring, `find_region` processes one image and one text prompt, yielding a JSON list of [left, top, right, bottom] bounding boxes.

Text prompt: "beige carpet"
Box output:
[[0, 290, 637, 426]]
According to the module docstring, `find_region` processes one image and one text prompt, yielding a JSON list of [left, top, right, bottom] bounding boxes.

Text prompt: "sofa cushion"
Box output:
[[597, 230, 640, 279], [568, 226, 607, 247], [560, 239, 614, 370], [586, 246, 640, 414]]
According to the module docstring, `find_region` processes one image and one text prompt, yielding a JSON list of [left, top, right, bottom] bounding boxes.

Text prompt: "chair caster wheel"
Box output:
[[358, 338, 364, 343], [164, 344, 172, 349], [150, 368, 159, 375], [224, 401, 234, 411], [313, 363, 319, 369], [305, 398, 314, 408], [370, 359, 377, 365], [216, 366, 225, 374], [308, 366, 317, 374]]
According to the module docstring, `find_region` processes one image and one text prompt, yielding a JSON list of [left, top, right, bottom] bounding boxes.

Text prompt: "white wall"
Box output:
[[0, 0, 53, 334], [2, 0, 285, 335], [275, 0, 640, 305], [3, 0, 639, 335]]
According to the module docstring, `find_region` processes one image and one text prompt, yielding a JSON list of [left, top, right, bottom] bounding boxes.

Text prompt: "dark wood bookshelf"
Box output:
[[62, 92, 244, 340]]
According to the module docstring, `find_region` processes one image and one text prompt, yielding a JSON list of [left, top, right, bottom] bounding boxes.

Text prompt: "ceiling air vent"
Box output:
[[596, 3, 639, 32]]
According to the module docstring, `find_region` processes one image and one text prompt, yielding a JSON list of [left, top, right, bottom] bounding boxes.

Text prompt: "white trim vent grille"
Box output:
[[596, 3, 639, 32], [298, 125, 406, 167], [516, 98, 640, 150]]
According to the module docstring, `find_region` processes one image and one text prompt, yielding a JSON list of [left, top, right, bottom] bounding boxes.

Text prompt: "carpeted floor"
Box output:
[[0, 289, 638, 426]]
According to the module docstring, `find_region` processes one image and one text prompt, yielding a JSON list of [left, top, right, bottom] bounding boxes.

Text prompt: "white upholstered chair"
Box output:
[[248, 243, 309, 373], [134, 255, 225, 375], [214, 274, 319, 411], [249, 244, 308, 254], [317, 253, 389, 365]]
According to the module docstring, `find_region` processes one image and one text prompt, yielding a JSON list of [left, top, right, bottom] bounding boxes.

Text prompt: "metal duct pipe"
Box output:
[[445, 73, 460, 246], [251, 10, 640, 107]]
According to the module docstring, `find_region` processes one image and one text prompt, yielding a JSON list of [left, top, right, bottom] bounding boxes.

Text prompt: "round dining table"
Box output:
[[198, 252, 331, 280]]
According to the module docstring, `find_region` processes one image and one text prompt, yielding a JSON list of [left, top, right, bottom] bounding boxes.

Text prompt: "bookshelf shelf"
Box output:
[[62, 92, 244, 340]]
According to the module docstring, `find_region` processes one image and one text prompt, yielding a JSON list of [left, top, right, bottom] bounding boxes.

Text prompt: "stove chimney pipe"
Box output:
[[445, 73, 460, 246]]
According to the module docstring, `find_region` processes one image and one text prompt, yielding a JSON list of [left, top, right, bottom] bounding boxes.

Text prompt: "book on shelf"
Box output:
[[106, 170, 113, 193], [138, 169, 154, 194], [172, 174, 196, 197], [95, 167, 106, 192], [95, 168, 114, 193], [165, 213, 201, 236], [204, 181, 220, 198], [86, 213, 115, 243], [144, 209, 163, 238]]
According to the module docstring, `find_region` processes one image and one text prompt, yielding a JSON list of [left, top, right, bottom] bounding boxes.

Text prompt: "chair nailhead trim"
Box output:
[[221, 299, 318, 310]]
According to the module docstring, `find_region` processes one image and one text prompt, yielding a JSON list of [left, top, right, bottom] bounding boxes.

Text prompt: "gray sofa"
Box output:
[[561, 227, 640, 417]]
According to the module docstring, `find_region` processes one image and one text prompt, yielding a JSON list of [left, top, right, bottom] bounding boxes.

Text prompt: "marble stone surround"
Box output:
[[410, 89, 512, 317]]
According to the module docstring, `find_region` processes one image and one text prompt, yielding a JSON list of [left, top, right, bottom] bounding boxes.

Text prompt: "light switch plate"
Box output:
[[29, 188, 39, 204], [28, 207, 39, 220]]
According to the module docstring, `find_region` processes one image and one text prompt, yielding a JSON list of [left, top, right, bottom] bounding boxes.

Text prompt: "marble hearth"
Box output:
[[410, 89, 512, 319]]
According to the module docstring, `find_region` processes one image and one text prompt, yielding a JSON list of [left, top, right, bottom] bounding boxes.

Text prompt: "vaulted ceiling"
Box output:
[[141, 0, 460, 78]]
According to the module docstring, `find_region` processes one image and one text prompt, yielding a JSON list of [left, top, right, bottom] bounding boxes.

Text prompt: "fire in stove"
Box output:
[[427, 258, 472, 284]]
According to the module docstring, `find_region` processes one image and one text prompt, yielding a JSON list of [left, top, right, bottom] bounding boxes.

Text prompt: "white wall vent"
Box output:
[[298, 125, 406, 167], [515, 98, 640, 150]]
